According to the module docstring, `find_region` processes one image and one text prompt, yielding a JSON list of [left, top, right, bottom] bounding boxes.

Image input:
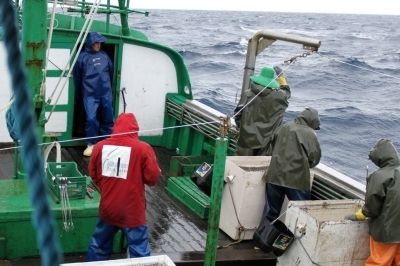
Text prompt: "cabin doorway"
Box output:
[[72, 43, 117, 140]]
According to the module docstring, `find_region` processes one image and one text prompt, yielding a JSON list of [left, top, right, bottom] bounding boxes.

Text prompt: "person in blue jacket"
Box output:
[[74, 32, 114, 156]]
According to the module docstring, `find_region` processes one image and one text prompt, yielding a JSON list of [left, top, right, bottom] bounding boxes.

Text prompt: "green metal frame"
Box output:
[[1, 2, 232, 261], [45, 14, 192, 147], [0, 179, 124, 259], [22, 0, 46, 132], [161, 93, 237, 157], [205, 138, 228, 266], [44, 41, 78, 142]]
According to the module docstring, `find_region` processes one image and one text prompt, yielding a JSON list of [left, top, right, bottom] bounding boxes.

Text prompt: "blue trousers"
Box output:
[[83, 93, 114, 145], [87, 218, 150, 261], [264, 183, 311, 221]]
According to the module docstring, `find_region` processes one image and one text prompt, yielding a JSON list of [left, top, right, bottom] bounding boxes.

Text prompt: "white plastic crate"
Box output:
[[219, 156, 271, 240], [278, 200, 369, 266], [62, 255, 175, 266]]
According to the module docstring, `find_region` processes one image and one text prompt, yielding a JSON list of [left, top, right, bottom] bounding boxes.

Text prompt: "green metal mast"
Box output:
[[204, 118, 229, 266], [118, 0, 130, 36], [22, 0, 47, 131], [15, 0, 47, 179]]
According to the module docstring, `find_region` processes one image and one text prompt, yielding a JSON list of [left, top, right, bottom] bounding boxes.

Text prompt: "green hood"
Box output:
[[295, 107, 320, 130], [368, 139, 399, 168]]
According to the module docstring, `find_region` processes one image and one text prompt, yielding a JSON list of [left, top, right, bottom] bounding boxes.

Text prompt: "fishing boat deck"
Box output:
[[0, 145, 276, 265]]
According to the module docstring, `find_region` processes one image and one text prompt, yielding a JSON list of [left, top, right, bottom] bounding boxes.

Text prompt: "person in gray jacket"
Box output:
[[263, 107, 321, 221], [235, 66, 291, 156], [345, 139, 400, 265]]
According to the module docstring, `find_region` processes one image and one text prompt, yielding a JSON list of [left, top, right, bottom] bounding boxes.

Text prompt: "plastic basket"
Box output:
[[253, 219, 294, 256], [46, 162, 87, 202], [169, 155, 213, 177]]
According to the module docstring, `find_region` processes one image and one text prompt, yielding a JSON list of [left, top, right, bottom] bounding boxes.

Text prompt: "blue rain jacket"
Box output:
[[73, 32, 114, 144], [74, 32, 113, 98]]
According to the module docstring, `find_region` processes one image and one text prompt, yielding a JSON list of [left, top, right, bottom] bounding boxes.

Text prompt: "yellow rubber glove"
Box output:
[[344, 209, 366, 221], [274, 66, 288, 86], [355, 209, 366, 221], [276, 75, 287, 86]]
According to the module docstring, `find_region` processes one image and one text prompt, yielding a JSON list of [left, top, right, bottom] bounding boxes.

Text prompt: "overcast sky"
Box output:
[[128, 0, 400, 15]]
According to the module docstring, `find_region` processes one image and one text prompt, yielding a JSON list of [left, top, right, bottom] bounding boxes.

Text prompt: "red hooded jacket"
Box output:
[[89, 113, 160, 228]]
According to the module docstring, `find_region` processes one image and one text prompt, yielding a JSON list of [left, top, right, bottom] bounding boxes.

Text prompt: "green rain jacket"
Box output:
[[236, 83, 290, 155], [265, 108, 321, 191], [362, 139, 400, 243]]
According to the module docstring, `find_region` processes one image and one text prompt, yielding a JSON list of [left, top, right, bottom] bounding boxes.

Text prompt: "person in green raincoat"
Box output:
[[344, 139, 400, 265], [235, 66, 291, 156], [263, 107, 321, 221]]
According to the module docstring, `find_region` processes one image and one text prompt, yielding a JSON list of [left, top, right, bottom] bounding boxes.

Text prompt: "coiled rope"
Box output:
[[0, 1, 61, 265]]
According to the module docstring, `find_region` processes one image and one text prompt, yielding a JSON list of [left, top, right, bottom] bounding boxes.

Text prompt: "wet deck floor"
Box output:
[[0, 145, 276, 265]]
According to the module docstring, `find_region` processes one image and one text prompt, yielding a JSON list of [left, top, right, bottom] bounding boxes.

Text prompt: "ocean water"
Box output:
[[131, 10, 400, 182]]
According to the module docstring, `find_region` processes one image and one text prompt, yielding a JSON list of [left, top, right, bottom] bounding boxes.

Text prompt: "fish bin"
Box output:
[[278, 200, 369, 266], [219, 156, 271, 240]]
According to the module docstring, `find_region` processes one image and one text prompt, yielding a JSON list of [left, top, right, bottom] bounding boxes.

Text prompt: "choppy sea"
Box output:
[[131, 10, 400, 183]]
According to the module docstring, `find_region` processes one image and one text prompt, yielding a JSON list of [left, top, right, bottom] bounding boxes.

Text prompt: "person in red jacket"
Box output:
[[87, 112, 161, 261]]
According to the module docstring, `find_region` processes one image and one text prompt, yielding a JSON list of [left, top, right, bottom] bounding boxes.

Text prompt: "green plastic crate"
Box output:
[[169, 155, 213, 177], [166, 176, 210, 219], [46, 162, 87, 202]]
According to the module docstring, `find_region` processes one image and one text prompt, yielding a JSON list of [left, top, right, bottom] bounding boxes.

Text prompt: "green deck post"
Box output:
[[16, 0, 47, 178], [118, 0, 130, 36], [22, 0, 46, 124], [204, 136, 228, 266], [106, 0, 110, 32]]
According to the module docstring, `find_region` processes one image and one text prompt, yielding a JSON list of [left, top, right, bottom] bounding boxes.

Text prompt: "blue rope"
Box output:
[[0, 1, 61, 266]]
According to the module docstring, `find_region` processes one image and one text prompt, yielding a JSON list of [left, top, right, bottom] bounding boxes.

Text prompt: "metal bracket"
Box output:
[[219, 116, 229, 138]]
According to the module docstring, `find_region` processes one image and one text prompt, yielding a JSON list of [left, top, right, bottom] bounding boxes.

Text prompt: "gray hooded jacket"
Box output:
[[265, 107, 321, 191], [362, 139, 400, 243]]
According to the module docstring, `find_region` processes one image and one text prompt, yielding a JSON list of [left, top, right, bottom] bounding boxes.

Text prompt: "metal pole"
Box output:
[[118, 0, 130, 36], [106, 0, 110, 33], [17, 0, 47, 178], [22, 0, 47, 110], [204, 117, 229, 266], [239, 30, 321, 106]]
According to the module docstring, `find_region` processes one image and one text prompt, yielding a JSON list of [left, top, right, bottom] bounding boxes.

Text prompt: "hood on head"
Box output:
[[368, 139, 399, 167], [112, 113, 139, 137], [297, 107, 320, 130], [85, 32, 107, 49]]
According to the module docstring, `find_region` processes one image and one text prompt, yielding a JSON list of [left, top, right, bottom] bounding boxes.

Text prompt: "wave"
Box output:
[[338, 57, 374, 70], [350, 32, 383, 41], [197, 97, 236, 114], [178, 50, 202, 59], [130, 9, 400, 180], [188, 61, 234, 71], [209, 40, 246, 52], [239, 25, 257, 34], [161, 25, 177, 30]]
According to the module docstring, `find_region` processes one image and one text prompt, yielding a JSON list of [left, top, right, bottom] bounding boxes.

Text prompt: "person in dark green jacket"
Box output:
[[235, 66, 291, 156], [263, 107, 321, 221], [345, 139, 400, 265]]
